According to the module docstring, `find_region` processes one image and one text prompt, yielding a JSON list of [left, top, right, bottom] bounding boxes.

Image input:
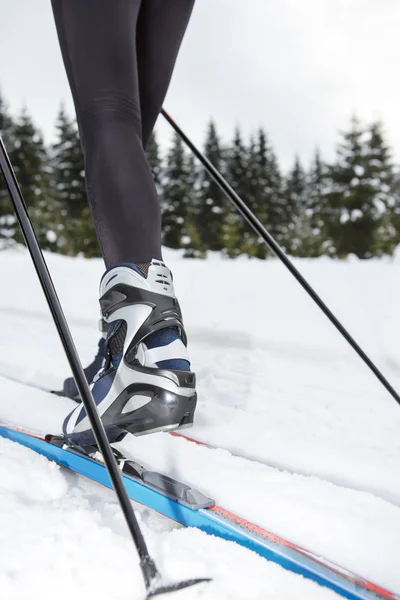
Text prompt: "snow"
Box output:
[[0, 246, 400, 599]]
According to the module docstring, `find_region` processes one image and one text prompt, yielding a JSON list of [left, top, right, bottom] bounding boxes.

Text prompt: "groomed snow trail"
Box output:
[[0, 247, 399, 599]]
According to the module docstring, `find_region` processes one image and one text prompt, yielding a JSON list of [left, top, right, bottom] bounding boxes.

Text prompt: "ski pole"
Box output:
[[161, 109, 400, 409], [0, 135, 208, 599]]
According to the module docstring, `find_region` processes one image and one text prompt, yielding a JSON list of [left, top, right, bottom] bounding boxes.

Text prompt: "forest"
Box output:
[[1, 89, 399, 260]]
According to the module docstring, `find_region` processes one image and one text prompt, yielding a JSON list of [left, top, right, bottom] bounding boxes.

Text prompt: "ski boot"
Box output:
[[63, 260, 197, 446]]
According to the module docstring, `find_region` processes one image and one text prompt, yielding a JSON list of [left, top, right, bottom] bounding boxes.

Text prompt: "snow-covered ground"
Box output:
[[0, 246, 399, 600]]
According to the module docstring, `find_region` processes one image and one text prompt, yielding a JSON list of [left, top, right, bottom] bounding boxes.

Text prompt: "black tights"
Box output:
[[51, 0, 195, 266]]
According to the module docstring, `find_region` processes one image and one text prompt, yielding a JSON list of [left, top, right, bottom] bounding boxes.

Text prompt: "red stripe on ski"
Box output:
[[0, 422, 46, 440], [170, 431, 206, 446], [211, 503, 397, 598]]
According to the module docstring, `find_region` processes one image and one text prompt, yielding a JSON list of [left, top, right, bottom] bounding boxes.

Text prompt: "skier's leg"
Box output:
[[51, 1, 197, 442], [136, 0, 195, 148], [51, 0, 162, 266]]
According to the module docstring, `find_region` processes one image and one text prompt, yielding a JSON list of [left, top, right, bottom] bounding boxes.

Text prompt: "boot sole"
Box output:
[[66, 392, 197, 447]]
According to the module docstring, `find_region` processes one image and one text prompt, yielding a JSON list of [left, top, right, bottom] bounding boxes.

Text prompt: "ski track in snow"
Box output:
[[0, 248, 399, 598]]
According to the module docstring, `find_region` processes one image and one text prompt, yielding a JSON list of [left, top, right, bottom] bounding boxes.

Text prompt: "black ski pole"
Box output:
[[0, 135, 208, 598], [162, 108, 400, 409]]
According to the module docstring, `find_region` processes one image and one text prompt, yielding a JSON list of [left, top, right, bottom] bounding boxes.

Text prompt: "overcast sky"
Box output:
[[1, 0, 400, 170]]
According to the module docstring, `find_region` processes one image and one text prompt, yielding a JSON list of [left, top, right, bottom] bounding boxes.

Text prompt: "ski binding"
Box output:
[[46, 435, 214, 510]]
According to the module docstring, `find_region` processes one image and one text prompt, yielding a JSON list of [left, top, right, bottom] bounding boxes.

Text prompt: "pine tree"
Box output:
[[244, 129, 285, 258], [323, 117, 397, 258], [0, 91, 13, 149], [223, 128, 248, 257], [257, 129, 286, 242], [303, 149, 329, 256], [51, 105, 97, 256], [182, 153, 206, 258], [391, 172, 400, 246], [162, 131, 192, 249], [197, 121, 227, 251], [283, 155, 309, 255], [8, 107, 54, 249], [367, 122, 399, 255], [0, 91, 15, 243], [241, 136, 263, 257], [308, 149, 326, 212]]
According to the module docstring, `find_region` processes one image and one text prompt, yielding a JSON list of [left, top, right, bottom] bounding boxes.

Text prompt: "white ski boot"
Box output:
[[63, 260, 196, 445]]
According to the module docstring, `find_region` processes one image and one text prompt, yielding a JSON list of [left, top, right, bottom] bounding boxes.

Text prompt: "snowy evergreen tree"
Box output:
[[182, 153, 206, 258], [308, 149, 326, 213], [197, 121, 227, 251], [0, 91, 15, 242], [257, 129, 286, 244], [52, 105, 95, 256], [286, 156, 307, 215], [366, 122, 398, 255], [323, 117, 397, 258], [303, 149, 329, 256], [8, 107, 54, 249], [240, 136, 264, 257], [283, 155, 310, 255], [244, 129, 285, 258], [223, 128, 248, 257], [0, 92, 13, 149], [391, 169, 400, 248], [162, 132, 192, 249]]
